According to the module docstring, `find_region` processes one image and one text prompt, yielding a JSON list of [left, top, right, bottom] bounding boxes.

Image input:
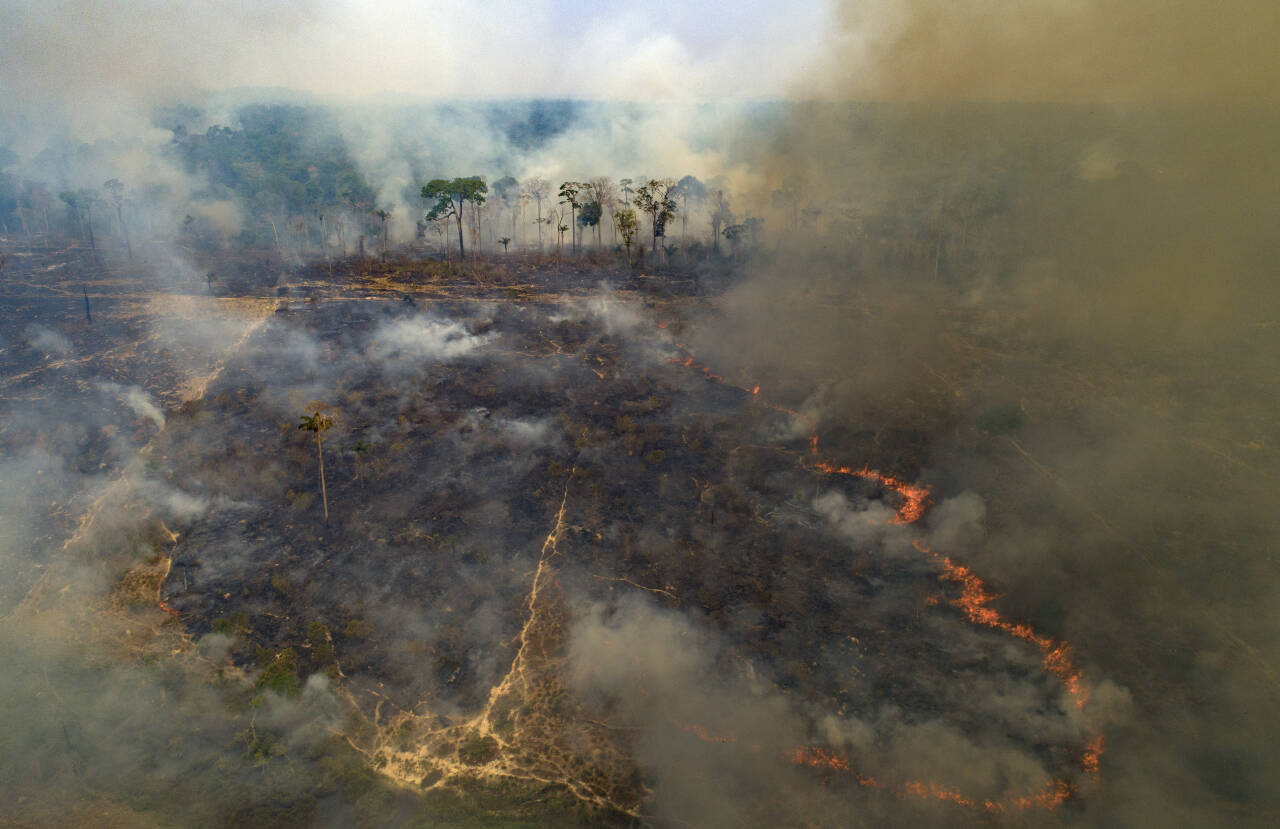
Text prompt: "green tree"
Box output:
[[422, 177, 487, 260], [588, 176, 616, 245], [558, 180, 584, 254], [614, 207, 638, 264], [634, 179, 677, 262], [721, 221, 747, 257], [577, 201, 602, 248], [299, 407, 334, 523]]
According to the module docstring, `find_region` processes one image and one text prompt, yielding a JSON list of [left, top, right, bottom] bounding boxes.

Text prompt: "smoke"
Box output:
[[648, 3, 1280, 826], [368, 315, 494, 364], [2, 1, 1278, 825], [25, 324, 72, 355], [813, 490, 905, 551], [567, 596, 817, 828], [97, 380, 166, 428], [811, 0, 1280, 105]]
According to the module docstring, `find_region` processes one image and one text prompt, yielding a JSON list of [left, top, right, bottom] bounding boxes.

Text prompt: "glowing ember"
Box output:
[[1082, 736, 1105, 774], [901, 779, 980, 809], [785, 746, 1076, 812], [1012, 780, 1074, 810], [674, 720, 737, 744], [788, 746, 851, 773]]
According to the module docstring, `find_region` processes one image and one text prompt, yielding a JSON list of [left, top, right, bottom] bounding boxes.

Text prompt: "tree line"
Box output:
[[418, 174, 764, 265]]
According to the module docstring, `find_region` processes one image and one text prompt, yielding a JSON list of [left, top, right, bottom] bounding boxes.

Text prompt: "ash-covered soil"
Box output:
[[149, 284, 1099, 822], [2, 245, 1109, 827]]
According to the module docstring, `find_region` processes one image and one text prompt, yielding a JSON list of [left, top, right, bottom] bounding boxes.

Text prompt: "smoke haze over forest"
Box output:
[[1, 1, 1278, 827]]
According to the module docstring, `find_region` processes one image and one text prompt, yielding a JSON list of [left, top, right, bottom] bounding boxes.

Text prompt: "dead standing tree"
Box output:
[[522, 178, 550, 251], [299, 408, 334, 523], [373, 209, 391, 261]]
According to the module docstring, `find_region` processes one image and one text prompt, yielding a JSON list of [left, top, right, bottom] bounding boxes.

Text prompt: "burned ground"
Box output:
[[121, 262, 1098, 824], [0, 242, 1204, 827]]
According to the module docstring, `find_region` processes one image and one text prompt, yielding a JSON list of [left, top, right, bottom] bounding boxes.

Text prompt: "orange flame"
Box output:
[[657, 317, 1105, 812], [813, 461, 932, 524], [914, 539, 1090, 709]]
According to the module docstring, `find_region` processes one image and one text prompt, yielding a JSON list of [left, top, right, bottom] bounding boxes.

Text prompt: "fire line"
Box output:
[[659, 323, 1105, 813]]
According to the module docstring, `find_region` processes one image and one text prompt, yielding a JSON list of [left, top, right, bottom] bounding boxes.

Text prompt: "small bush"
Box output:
[[458, 734, 499, 765], [256, 648, 301, 696]]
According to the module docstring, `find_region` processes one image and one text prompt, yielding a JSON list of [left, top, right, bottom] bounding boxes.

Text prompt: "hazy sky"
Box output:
[[0, 0, 831, 108]]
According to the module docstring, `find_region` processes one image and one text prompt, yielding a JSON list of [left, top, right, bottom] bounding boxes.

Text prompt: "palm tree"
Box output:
[[299, 409, 334, 522]]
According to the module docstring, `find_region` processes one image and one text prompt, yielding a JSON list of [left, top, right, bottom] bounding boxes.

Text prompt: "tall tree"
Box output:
[[58, 191, 83, 241], [770, 175, 805, 233], [634, 179, 678, 262], [587, 177, 616, 247], [709, 190, 731, 255], [493, 176, 520, 247], [422, 177, 487, 260], [517, 190, 532, 249], [577, 201, 602, 249], [522, 178, 550, 251], [299, 408, 334, 523], [77, 189, 100, 252], [103, 178, 132, 260], [372, 209, 390, 260], [558, 181, 584, 254], [290, 215, 307, 256], [673, 175, 707, 243]]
